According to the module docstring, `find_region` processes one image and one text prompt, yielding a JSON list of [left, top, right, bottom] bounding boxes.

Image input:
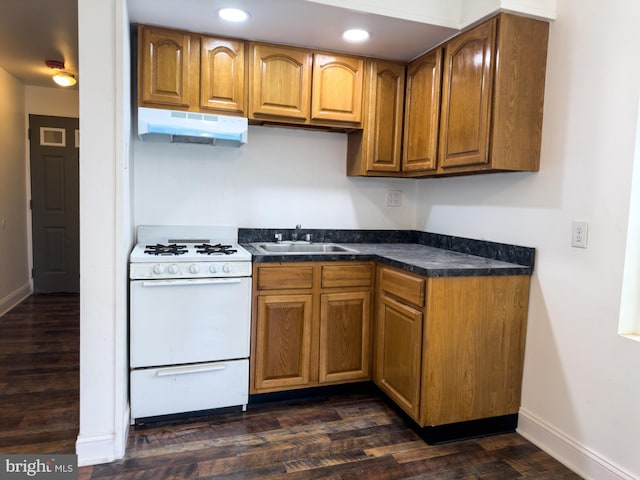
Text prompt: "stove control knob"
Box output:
[[168, 264, 179, 275], [209, 264, 220, 274], [189, 264, 200, 274], [223, 263, 233, 274], [153, 264, 165, 275]]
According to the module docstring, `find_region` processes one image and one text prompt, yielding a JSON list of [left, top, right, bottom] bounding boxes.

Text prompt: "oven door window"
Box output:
[[130, 277, 251, 368]]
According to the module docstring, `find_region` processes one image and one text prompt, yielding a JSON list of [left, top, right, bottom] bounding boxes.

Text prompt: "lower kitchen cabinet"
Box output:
[[254, 294, 312, 391], [251, 260, 531, 431], [419, 275, 530, 426], [374, 265, 530, 427], [375, 293, 423, 419], [251, 262, 374, 394], [319, 291, 371, 383]]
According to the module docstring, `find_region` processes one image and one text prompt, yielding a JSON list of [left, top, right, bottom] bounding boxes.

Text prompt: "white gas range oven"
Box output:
[[129, 225, 252, 422]]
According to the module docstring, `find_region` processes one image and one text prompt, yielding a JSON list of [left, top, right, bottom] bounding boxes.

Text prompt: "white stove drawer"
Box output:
[[130, 359, 248, 420]]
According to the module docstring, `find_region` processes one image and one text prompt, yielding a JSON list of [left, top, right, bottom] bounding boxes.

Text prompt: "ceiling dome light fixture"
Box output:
[[218, 7, 250, 22], [342, 28, 370, 42], [45, 59, 77, 87], [53, 71, 77, 87]]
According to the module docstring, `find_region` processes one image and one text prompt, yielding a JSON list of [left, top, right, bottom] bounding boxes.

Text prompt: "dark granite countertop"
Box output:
[[239, 229, 534, 278]]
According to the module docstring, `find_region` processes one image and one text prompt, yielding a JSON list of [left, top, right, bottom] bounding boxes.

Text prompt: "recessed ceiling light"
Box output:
[[218, 7, 250, 22], [342, 29, 370, 42]]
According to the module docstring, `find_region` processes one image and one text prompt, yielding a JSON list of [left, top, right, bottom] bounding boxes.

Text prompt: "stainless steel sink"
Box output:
[[252, 242, 359, 254]]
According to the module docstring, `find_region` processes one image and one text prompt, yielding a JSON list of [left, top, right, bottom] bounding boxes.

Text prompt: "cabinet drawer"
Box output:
[[379, 267, 425, 307], [321, 264, 373, 288], [131, 359, 248, 420], [257, 266, 313, 290]]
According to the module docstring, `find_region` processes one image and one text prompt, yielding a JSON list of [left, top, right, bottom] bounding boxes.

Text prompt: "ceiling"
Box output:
[[0, 0, 460, 89], [0, 0, 78, 88], [127, 0, 458, 61]]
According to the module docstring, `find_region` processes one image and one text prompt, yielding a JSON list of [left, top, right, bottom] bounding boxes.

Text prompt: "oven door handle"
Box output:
[[141, 278, 243, 287], [156, 363, 227, 377]]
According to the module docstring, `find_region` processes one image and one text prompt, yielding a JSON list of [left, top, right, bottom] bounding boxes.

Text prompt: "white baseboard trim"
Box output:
[[0, 283, 32, 317], [76, 404, 130, 466], [76, 433, 118, 466], [518, 408, 636, 480]]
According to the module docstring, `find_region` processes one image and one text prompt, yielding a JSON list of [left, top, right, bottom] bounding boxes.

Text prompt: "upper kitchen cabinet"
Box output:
[[138, 25, 247, 115], [249, 43, 312, 122], [311, 52, 365, 124], [138, 25, 195, 109], [347, 48, 443, 178], [347, 59, 406, 176], [199, 36, 247, 114], [438, 13, 549, 175], [347, 12, 549, 178], [402, 48, 443, 176], [249, 42, 365, 128]]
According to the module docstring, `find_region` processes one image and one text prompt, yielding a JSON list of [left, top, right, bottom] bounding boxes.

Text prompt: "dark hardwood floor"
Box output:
[[0, 293, 79, 454], [1, 294, 582, 479]]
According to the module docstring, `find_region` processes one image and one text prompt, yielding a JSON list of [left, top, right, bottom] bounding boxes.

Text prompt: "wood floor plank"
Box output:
[[390, 439, 482, 464], [363, 439, 431, 457]]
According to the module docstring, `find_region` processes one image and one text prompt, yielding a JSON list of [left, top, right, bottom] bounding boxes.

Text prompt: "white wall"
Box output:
[[0, 67, 30, 316], [76, 0, 131, 466], [133, 127, 416, 230], [25, 86, 79, 118], [415, 0, 640, 478]]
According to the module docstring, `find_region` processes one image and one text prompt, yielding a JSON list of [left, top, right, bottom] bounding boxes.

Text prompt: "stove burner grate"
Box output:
[[144, 243, 188, 256], [195, 243, 238, 255]]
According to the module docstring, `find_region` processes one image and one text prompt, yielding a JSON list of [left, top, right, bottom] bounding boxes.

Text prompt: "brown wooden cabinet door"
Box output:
[[438, 18, 496, 170], [250, 43, 312, 121], [254, 294, 313, 391], [375, 294, 423, 420], [319, 291, 371, 383], [200, 36, 246, 114], [139, 26, 193, 108], [402, 48, 442, 174], [311, 53, 364, 124], [365, 60, 405, 174]]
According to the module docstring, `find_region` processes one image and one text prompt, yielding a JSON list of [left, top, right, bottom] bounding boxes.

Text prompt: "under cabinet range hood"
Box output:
[[137, 107, 248, 146]]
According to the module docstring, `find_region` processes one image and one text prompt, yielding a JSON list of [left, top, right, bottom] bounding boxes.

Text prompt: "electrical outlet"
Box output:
[[571, 221, 588, 248], [386, 189, 402, 207]]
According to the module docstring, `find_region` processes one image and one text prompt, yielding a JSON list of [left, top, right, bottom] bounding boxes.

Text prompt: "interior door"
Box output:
[[29, 115, 80, 293]]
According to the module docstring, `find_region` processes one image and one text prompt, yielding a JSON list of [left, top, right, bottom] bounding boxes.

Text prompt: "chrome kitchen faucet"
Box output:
[[292, 224, 302, 241]]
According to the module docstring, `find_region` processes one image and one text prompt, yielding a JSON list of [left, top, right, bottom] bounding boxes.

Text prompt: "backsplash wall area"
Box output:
[[132, 125, 416, 230]]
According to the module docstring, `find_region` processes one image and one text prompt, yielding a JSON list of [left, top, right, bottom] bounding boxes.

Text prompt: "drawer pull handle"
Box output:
[[142, 278, 242, 287], [156, 364, 227, 377]]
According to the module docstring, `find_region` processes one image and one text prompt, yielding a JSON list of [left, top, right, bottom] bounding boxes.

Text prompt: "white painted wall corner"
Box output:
[[518, 408, 636, 480]]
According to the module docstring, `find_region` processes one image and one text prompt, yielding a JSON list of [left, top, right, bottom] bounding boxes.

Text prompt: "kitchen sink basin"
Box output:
[[252, 242, 359, 254]]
